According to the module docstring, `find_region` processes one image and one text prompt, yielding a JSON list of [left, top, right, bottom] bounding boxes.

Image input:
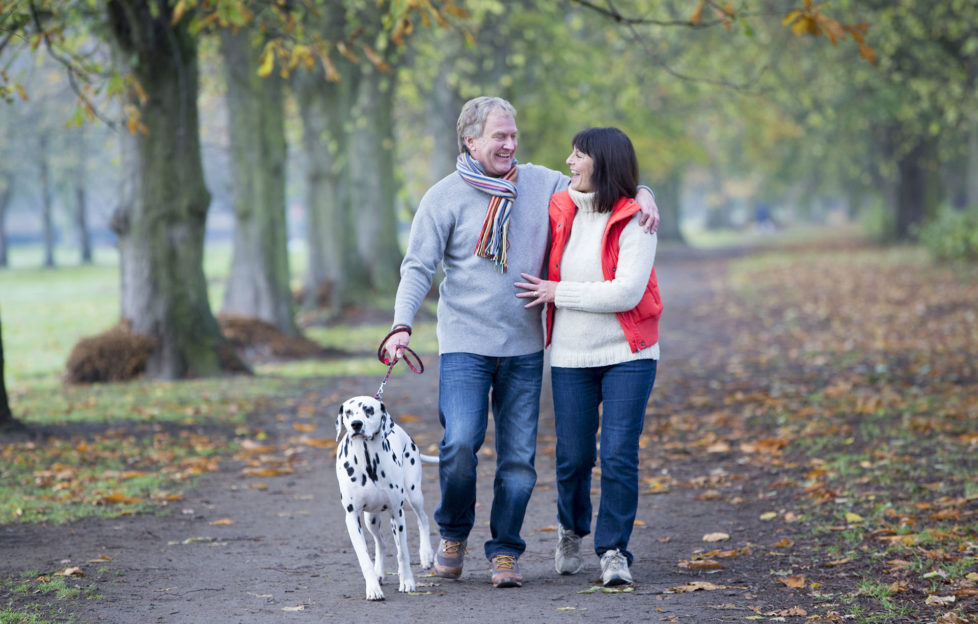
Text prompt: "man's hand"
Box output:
[[636, 187, 660, 234], [383, 327, 411, 364]]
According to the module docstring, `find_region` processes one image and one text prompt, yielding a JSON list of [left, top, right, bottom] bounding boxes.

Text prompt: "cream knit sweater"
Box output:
[[550, 188, 659, 368]]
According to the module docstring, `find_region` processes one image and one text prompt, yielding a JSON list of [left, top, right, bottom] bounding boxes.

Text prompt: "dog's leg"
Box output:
[[364, 511, 387, 583], [390, 503, 416, 593], [404, 468, 434, 568], [344, 510, 384, 600]]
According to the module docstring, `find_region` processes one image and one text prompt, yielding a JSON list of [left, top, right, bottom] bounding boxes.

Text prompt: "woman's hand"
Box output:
[[514, 273, 556, 308]]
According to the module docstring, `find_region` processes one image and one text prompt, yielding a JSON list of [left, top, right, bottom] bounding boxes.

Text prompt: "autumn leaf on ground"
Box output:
[[292, 423, 316, 433], [678, 559, 724, 570], [772, 606, 807, 617], [54, 567, 85, 577], [209, 518, 234, 526], [779, 574, 806, 588], [666, 581, 727, 593], [702, 532, 730, 542], [825, 557, 853, 567], [774, 538, 795, 549]]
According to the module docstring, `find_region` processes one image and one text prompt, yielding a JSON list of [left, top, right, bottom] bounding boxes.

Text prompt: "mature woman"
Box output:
[[515, 127, 662, 586]]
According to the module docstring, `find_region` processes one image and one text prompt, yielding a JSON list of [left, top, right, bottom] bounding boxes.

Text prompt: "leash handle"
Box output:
[[375, 331, 424, 399]]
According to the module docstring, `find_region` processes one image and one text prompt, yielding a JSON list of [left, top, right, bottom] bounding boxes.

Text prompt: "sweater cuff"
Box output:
[[554, 282, 586, 309]]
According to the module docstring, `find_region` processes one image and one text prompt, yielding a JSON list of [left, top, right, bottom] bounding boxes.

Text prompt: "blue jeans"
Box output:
[[435, 351, 542, 560], [552, 359, 657, 565]]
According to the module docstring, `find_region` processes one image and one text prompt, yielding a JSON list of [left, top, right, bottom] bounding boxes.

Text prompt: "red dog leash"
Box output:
[[375, 329, 424, 400]]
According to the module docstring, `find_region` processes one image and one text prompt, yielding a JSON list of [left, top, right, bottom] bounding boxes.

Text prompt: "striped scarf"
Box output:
[[456, 152, 519, 273]]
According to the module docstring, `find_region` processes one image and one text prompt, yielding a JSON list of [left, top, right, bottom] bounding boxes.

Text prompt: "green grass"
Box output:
[[0, 241, 439, 526]]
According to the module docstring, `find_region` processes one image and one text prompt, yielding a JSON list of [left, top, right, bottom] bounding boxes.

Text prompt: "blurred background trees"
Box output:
[[1, 0, 976, 383]]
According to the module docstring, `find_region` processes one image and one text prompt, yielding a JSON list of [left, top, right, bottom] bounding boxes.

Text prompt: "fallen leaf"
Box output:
[[209, 518, 234, 526], [760, 512, 777, 521], [87, 555, 112, 563], [54, 567, 85, 577], [780, 575, 806, 588], [678, 559, 724, 570], [774, 538, 795, 549], [825, 557, 853, 567], [667, 581, 727, 593], [772, 606, 807, 617], [845, 512, 864, 523], [282, 605, 306, 611], [936, 613, 970, 624], [703, 532, 730, 542], [556, 606, 578, 611], [292, 423, 316, 433], [578, 585, 634, 594], [924, 595, 955, 606]]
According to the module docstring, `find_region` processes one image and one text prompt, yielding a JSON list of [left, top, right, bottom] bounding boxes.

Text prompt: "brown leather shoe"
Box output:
[[432, 539, 466, 579], [490, 554, 523, 588]]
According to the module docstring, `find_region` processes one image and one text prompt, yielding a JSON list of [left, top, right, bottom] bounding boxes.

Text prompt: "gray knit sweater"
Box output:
[[393, 163, 567, 356]]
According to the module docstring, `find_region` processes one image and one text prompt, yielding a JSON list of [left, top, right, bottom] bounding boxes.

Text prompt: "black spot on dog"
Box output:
[[410, 484, 415, 490], [364, 405, 374, 416], [410, 458, 415, 465], [347, 504, 353, 512], [361, 474, 367, 486]]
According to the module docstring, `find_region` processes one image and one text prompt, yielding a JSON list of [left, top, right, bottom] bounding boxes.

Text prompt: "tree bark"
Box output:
[[968, 115, 978, 209], [652, 170, 685, 244], [38, 133, 55, 268], [0, 175, 11, 267], [106, 0, 241, 379], [293, 1, 365, 314], [894, 136, 941, 240], [348, 62, 402, 292], [73, 126, 92, 264], [218, 27, 296, 335], [0, 310, 26, 434]]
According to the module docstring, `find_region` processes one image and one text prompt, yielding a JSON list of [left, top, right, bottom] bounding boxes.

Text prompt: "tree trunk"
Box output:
[[425, 68, 462, 186], [38, 133, 55, 268], [0, 175, 11, 267], [0, 310, 26, 434], [652, 170, 685, 244], [218, 27, 296, 335], [293, 2, 364, 314], [73, 126, 92, 264], [895, 136, 941, 240], [348, 63, 402, 292], [968, 115, 978, 209], [106, 0, 241, 379]]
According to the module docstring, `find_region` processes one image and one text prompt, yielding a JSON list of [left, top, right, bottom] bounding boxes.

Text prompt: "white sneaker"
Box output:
[[554, 526, 582, 575], [600, 549, 632, 586]]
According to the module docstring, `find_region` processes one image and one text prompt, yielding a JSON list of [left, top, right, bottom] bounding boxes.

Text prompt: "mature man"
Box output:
[[384, 96, 658, 588]]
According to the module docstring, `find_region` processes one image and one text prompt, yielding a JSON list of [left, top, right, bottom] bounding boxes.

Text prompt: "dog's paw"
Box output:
[[365, 581, 385, 601], [419, 548, 434, 569], [399, 577, 416, 593]]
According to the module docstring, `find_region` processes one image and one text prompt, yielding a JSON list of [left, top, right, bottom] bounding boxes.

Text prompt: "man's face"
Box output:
[[464, 109, 518, 177]]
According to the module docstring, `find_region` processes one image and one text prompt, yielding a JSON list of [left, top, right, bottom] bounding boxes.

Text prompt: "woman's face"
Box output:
[[566, 146, 594, 192]]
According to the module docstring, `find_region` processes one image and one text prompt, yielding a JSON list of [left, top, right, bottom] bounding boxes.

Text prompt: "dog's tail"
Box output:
[[419, 453, 440, 464]]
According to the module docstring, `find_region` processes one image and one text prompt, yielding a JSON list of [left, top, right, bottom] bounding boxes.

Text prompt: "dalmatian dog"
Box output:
[[335, 395, 438, 601]]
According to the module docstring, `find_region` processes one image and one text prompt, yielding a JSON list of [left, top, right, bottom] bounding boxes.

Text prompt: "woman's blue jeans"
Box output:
[[551, 359, 657, 565], [435, 351, 542, 560]]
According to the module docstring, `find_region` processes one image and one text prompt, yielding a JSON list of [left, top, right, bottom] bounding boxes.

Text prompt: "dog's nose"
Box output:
[[351, 420, 363, 432]]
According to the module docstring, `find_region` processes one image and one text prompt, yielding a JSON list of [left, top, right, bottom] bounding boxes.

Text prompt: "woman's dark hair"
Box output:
[[571, 127, 639, 213]]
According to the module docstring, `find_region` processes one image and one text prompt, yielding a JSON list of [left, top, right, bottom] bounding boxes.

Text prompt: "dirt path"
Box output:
[[2, 248, 801, 623]]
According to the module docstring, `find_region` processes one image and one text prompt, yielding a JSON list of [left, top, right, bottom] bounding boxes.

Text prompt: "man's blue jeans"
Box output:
[[435, 351, 542, 560], [551, 359, 657, 565]]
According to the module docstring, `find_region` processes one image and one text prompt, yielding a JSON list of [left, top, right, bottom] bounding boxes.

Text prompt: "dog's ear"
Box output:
[[335, 404, 344, 441], [379, 400, 394, 438]]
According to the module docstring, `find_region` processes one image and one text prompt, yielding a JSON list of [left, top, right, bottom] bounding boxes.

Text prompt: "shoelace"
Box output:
[[558, 534, 580, 556], [442, 540, 464, 555], [493, 554, 517, 570], [604, 550, 627, 570]]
